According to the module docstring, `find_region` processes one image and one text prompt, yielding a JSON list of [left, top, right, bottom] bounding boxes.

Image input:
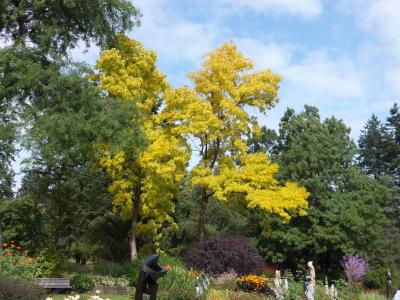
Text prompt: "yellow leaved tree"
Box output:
[[91, 35, 190, 260], [160, 42, 309, 239]]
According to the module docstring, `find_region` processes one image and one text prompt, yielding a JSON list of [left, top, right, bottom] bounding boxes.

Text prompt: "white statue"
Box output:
[[307, 261, 316, 287], [274, 270, 284, 300]]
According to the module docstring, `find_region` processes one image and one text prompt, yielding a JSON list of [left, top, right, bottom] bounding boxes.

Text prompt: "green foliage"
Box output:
[[0, 277, 45, 300], [71, 273, 94, 292], [358, 292, 386, 300], [158, 265, 196, 290], [34, 249, 62, 277], [0, 249, 36, 281], [94, 260, 127, 277], [0, 197, 48, 251], [161, 187, 249, 256], [157, 288, 197, 300], [253, 105, 391, 280], [285, 281, 304, 300], [358, 114, 386, 177], [0, 0, 141, 52]]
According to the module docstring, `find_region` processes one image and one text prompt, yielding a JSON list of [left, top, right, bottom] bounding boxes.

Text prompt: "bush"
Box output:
[[94, 260, 126, 277], [236, 274, 275, 297], [158, 265, 197, 290], [0, 277, 45, 300], [34, 249, 62, 277], [60, 261, 91, 274], [90, 275, 129, 287], [71, 273, 94, 292], [184, 236, 265, 275], [0, 248, 36, 281]]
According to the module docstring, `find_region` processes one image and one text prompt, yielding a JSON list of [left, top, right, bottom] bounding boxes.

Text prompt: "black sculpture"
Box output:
[[135, 254, 167, 300]]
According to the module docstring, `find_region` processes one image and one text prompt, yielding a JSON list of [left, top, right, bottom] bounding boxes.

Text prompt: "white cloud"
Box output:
[[360, 0, 400, 58], [236, 39, 364, 101], [284, 52, 364, 100], [236, 38, 293, 71], [130, 0, 219, 64], [218, 0, 323, 18]]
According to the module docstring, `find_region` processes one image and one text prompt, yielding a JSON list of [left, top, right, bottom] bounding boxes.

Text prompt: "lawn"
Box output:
[[51, 294, 130, 300]]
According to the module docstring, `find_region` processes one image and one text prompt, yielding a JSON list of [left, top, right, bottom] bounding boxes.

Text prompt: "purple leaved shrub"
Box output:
[[341, 254, 368, 283], [183, 236, 265, 275]]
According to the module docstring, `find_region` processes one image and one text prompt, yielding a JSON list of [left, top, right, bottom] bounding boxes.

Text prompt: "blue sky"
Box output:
[[73, 0, 400, 138], [12, 0, 400, 189]]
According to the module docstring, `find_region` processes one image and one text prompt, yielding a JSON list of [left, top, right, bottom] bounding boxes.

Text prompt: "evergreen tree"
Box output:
[[255, 106, 391, 282], [383, 103, 400, 185], [358, 114, 386, 178]]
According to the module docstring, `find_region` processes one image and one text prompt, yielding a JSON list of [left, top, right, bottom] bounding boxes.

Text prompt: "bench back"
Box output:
[[36, 278, 71, 289]]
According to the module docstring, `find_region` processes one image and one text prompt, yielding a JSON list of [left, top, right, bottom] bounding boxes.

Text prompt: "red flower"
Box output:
[[10, 240, 14, 244]]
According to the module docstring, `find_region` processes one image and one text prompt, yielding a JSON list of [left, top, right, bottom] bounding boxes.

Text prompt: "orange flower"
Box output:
[[6, 251, 12, 257], [1, 242, 7, 247], [164, 264, 172, 270]]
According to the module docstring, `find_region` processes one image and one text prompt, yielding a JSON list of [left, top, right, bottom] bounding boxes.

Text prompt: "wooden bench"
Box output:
[[36, 278, 71, 291]]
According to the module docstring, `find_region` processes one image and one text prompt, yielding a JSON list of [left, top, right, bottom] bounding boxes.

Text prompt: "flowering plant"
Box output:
[[341, 254, 367, 283], [0, 241, 36, 280], [236, 274, 275, 296]]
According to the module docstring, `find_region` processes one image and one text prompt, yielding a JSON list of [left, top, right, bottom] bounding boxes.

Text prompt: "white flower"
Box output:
[[45, 298, 53, 300], [95, 290, 101, 294]]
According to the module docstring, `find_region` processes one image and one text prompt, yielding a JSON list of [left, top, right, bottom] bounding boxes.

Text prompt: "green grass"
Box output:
[[50, 294, 130, 300]]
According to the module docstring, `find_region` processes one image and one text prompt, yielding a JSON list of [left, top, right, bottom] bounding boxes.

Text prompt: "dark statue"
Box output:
[[135, 254, 167, 300]]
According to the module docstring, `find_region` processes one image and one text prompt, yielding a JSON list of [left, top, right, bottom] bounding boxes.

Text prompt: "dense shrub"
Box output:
[[184, 236, 265, 275], [94, 260, 127, 277], [34, 249, 62, 277], [0, 277, 45, 300], [71, 273, 94, 292], [0, 248, 36, 281], [158, 265, 196, 290]]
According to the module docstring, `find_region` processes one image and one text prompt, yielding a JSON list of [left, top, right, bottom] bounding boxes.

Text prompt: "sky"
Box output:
[[11, 0, 400, 189], [73, 0, 400, 137]]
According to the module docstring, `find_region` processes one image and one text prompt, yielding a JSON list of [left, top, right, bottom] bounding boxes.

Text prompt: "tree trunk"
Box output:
[[130, 184, 141, 261], [0, 224, 3, 249], [130, 216, 138, 261], [197, 192, 208, 240]]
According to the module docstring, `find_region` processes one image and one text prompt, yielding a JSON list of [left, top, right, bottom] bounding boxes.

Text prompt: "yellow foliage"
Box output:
[[93, 37, 308, 246], [93, 35, 190, 242], [161, 41, 309, 221]]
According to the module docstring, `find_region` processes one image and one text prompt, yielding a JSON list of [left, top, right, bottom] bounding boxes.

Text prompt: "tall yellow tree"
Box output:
[[160, 42, 309, 239], [91, 35, 190, 260]]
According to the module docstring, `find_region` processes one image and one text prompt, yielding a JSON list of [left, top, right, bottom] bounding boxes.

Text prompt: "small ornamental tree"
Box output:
[[341, 254, 368, 283]]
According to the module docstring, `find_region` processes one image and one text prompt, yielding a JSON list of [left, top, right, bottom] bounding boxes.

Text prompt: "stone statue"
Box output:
[[307, 261, 316, 287], [325, 277, 329, 295], [387, 270, 392, 299], [274, 270, 284, 300], [304, 262, 315, 300]]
